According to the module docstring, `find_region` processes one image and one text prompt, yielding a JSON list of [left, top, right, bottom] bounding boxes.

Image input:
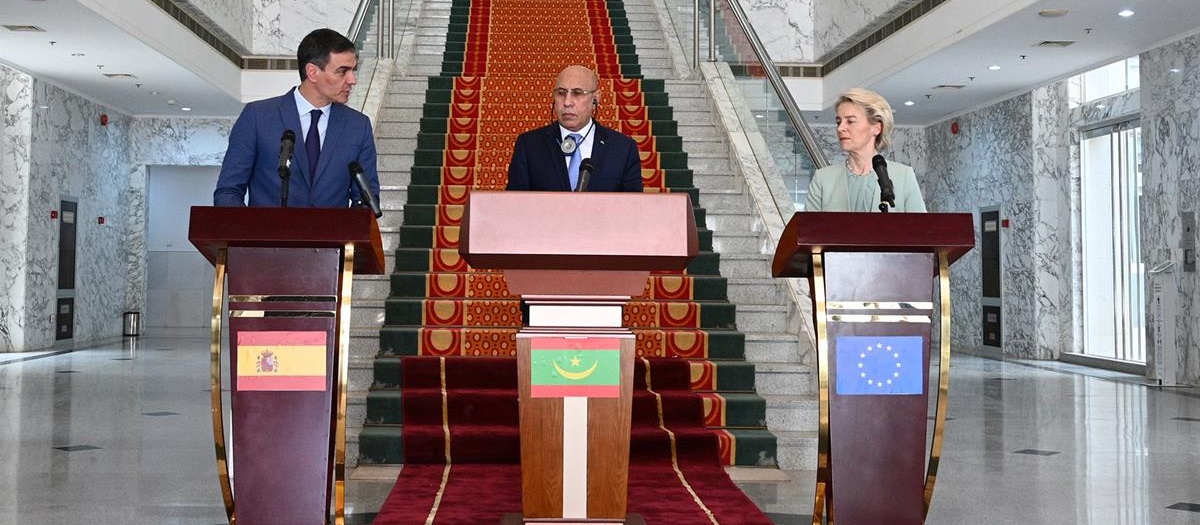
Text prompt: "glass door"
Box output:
[[1081, 120, 1145, 363]]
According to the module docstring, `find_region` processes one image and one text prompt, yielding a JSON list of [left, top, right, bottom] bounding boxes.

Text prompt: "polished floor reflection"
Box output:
[[1, 333, 1198, 524]]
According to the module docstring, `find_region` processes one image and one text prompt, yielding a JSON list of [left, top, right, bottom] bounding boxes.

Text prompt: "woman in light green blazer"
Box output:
[[805, 88, 926, 213]]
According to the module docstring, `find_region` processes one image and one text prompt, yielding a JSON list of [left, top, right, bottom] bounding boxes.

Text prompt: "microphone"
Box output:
[[348, 161, 382, 218], [872, 154, 895, 213], [577, 158, 594, 192], [278, 130, 295, 207]]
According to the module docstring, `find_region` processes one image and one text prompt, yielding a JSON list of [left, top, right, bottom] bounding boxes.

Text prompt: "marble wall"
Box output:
[[124, 118, 233, 318], [0, 64, 233, 351], [178, 0, 256, 53], [253, 0, 359, 56], [27, 82, 135, 349], [0, 65, 33, 353], [738, 0, 815, 63], [921, 94, 1042, 357], [813, 0, 917, 61], [809, 123, 928, 177], [1141, 32, 1200, 385]]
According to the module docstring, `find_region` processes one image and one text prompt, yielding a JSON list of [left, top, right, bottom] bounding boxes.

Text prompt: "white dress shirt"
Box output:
[[294, 88, 331, 149], [559, 119, 596, 169]]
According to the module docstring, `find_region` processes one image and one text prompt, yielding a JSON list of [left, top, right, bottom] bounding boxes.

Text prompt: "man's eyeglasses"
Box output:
[[553, 88, 598, 98]]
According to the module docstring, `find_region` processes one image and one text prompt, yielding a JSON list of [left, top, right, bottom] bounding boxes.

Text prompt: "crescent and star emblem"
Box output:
[[553, 359, 598, 380]]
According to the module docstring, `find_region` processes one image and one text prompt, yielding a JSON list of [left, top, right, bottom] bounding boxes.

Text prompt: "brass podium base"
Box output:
[[500, 514, 645, 525]]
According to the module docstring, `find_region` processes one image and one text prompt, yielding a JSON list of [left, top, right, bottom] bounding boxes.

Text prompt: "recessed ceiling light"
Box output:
[[1038, 9, 1068, 18], [988, 65, 1001, 70], [166, 99, 176, 105], [181, 107, 192, 112], [38, 105, 49, 109], [1118, 9, 1134, 17], [904, 100, 915, 106], [1170, 68, 1182, 73], [755, 114, 764, 118], [70, 53, 85, 57], [150, 91, 160, 95]]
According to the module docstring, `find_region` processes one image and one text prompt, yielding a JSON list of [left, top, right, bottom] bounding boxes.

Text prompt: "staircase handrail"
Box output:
[[709, 0, 828, 173]]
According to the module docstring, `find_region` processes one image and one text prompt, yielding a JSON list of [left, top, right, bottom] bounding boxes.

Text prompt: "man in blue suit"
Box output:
[[506, 65, 643, 192], [214, 29, 380, 207]]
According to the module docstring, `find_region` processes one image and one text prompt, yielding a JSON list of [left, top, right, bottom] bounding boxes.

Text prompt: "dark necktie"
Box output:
[[306, 109, 322, 180]]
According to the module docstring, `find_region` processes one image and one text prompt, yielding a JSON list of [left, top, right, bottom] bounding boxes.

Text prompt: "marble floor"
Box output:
[[1, 332, 1199, 524]]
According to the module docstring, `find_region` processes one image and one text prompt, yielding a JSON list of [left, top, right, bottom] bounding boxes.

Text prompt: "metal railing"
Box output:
[[662, 0, 828, 212]]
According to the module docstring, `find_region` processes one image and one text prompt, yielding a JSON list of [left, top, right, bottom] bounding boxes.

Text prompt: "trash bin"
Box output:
[[122, 311, 141, 337]]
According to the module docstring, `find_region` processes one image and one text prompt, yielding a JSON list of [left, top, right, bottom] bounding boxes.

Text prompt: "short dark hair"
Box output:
[[297, 29, 357, 81]]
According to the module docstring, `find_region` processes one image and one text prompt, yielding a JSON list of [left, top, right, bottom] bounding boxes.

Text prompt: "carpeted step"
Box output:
[[382, 297, 736, 329], [391, 247, 721, 275], [388, 272, 729, 301], [414, 131, 684, 153], [377, 326, 747, 359], [418, 116, 678, 136], [424, 75, 665, 93], [367, 388, 766, 430], [372, 356, 756, 391], [403, 182, 701, 207], [396, 223, 713, 252]]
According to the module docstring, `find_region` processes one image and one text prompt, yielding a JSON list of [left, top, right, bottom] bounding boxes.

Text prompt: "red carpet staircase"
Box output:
[[362, 0, 779, 522]]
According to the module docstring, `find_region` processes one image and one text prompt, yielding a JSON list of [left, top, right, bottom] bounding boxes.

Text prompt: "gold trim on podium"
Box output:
[[209, 249, 236, 524], [810, 253, 832, 525], [923, 252, 953, 518], [333, 243, 355, 525]]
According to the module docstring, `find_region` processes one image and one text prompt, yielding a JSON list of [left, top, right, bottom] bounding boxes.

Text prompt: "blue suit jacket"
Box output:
[[505, 123, 643, 192], [214, 88, 380, 207]]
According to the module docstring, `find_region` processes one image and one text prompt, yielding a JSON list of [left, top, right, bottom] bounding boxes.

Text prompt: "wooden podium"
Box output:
[[771, 212, 974, 525], [459, 191, 698, 524], [189, 206, 385, 525]]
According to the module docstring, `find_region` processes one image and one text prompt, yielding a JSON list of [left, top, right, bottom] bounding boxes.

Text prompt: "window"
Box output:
[[1074, 57, 1140, 105]]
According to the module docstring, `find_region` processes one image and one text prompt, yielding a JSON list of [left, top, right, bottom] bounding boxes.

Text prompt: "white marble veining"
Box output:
[[1140, 32, 1200, 386], [738, 0, 814, 63], [1, 65, 33, 352], [178, 0, 255, 53], [253, 0, 359, 55], [922, 94, 1038, 357], [123, 117, 233, 316], [809, 124, 928, 177], [813, 0, 917, 61], [27, 82, 134, 350], [1030, 81, 1072, 360]]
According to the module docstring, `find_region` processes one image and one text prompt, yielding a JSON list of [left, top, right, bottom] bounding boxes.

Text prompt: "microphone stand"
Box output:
[[279, 163, 290, 207]]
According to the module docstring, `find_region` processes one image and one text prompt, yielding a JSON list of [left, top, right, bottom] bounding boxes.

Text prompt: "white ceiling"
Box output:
[[0, 0, 243, 117], [807, 0, 1200, 126], [2, 0, 1199, 125]]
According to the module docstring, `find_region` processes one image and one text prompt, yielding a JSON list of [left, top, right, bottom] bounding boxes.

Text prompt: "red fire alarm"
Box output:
[[950, 121, 960, 135], [50, 210, 58, 219], [97, 216, 105, 225], [100, 114, 108, 126], [1001, 219, 1010, 228]]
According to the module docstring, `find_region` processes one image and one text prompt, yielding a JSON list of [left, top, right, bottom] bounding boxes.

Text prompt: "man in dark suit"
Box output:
[[506, 65, 643, 192], [214, 29, 380, 207]]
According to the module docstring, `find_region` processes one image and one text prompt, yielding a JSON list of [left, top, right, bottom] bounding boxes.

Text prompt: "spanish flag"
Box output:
[[530, 337, 621, 398], [236, 331, 328, 391]]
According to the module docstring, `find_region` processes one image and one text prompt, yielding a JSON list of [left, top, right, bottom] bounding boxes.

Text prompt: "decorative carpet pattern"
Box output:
[[365, 0, 777, 522]]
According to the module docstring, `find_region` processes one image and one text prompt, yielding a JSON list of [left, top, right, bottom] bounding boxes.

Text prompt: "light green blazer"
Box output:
[[804, 160, 927, 212]]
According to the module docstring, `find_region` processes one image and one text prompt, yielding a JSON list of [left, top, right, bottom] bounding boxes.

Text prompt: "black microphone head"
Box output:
[[580, 158, 594, 173], [281, 129, 296, 142], [348, 161, 364, 175], [871, 154, 887, 172]]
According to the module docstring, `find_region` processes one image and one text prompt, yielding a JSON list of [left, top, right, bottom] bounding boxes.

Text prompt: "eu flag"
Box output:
[[835, 336, 924, 395]]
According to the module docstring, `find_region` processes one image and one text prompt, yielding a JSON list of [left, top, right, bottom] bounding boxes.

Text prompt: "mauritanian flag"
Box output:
[[530, 337, 621, 398], [236, 331, 328, 391]]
